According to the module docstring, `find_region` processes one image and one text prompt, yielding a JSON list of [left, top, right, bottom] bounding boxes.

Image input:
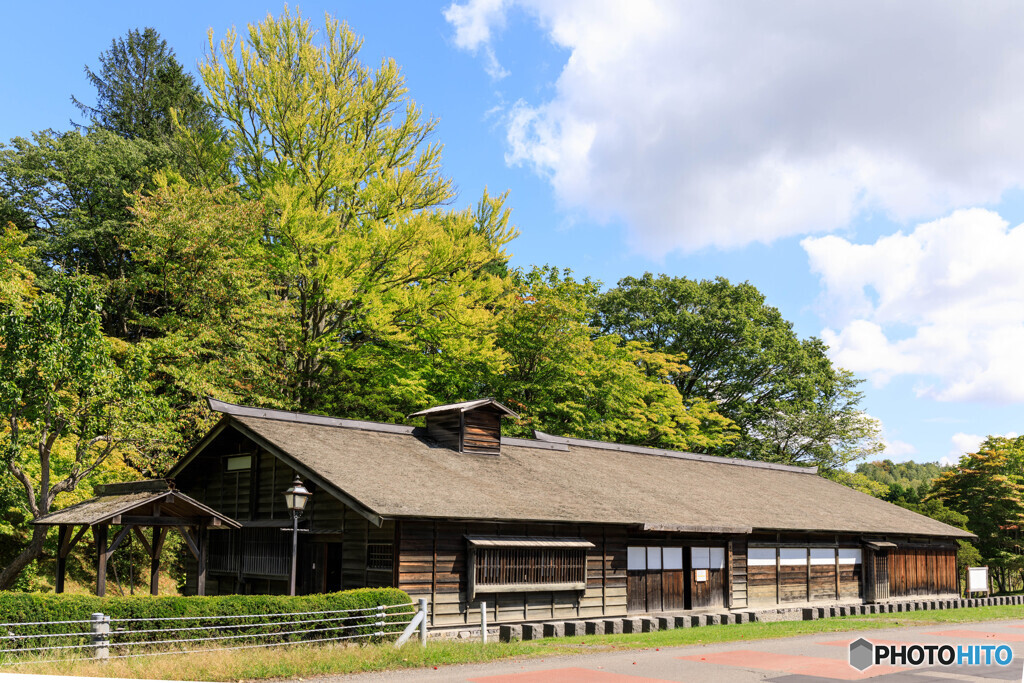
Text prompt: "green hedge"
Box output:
[[0, 588, 413, 656]]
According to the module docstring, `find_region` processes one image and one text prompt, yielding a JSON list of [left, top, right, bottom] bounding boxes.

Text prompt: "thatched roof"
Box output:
[[34, 482, 241, 528], [174, 402, 971, 540]]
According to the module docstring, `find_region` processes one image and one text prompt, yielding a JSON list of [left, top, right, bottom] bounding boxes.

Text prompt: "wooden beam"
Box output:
[[61, 524, 90, 559], [132, 527, 153, 558], [151, 528, 167, 596], [95, 525, 108, 597], [196, 526, 208, 597], [118, 515, 212, 527], [725, 540, 733, 609], [806, 547, 811, 603], [835, 547, 841, 600], [106, 525, 133, 557], [177, 526, 200, 560], [56, 525, 68, 594], [775, 547, 780, 605]]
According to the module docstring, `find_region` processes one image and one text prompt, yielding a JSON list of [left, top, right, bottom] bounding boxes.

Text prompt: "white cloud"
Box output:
[[443, 0, 510, 80], [446, 1, 1024, 255], [882, 439, 916, 458], [805, 209, 1024, 402]]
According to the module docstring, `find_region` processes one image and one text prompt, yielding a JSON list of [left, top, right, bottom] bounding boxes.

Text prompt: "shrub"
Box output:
[[0, 587, 413, 657]]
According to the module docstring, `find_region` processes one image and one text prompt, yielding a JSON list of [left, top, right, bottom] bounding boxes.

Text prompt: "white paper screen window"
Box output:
[[779, 548, 807, 565], [691, 547, 710, 569], [810, 548, 835, 565], [647, 547, 662, 570], [627, 546, 646, 570], [663, 547, 683, 570], [838, 548, 862, 565], [709, 547, 725, 570], [748, 548, 776, 566]]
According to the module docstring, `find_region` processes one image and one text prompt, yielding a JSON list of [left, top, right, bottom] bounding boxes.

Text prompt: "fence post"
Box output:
[[91, 612, 109, 660], [480, 600, 487, 644], [419, 598, 428, 646]]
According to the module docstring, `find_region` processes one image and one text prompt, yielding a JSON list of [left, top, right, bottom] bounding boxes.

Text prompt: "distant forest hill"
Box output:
[[856, 459, 948, 498]]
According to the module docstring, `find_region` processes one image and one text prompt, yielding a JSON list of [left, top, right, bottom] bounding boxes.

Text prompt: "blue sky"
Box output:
[[5, 1, 1024, 467]]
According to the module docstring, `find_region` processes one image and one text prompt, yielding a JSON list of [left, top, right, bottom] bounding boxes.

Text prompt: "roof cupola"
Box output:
[[409, 398, 518, 455]]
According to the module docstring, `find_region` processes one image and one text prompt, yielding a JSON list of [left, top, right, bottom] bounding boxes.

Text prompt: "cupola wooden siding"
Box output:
[[409, 399, 518, 456]]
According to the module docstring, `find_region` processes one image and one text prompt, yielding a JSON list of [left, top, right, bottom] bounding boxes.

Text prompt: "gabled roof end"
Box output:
[[408, 398, 518, 419]]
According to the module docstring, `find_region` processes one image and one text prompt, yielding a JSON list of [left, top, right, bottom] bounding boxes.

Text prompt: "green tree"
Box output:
[[122, 176, 296, 470], [200, 9, 517, 414], [594, 273, 880, 470], [929, 445, 1024, 592], [0, 223, 35, 309], [488, 267, 736, 451], [856, 459, 947, 491], [73, 27, 216, 144], [0, 128, 170, 334], [0, 278, 161, 589]]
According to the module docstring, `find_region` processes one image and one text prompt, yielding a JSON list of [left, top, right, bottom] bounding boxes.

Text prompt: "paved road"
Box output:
[[315, 618, 1024, 682]]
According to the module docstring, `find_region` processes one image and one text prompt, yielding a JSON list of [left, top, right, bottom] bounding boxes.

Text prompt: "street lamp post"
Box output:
[[283, 476, 312, 596]]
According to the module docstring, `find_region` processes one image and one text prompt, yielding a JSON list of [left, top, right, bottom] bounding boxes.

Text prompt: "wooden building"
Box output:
[[167, 398, 971, 627]]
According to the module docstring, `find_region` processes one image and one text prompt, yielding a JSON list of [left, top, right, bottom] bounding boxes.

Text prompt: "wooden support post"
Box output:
[[56, 525, 68, 594], [95, 525, 108, 597], [775, 547, 781, 605], [196, 526, 208, 596], [725, 541, 733, 609], [835, 548, 841, 600], [151, 528, 167, 596], [806, 547, 811, 603]]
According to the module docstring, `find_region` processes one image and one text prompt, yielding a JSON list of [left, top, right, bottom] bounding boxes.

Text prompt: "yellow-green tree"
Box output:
[[201, 9, 516, 416]]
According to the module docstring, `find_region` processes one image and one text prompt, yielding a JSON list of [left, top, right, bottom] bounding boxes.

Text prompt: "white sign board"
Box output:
[[694, 569, 708, 583], [967, 566, 989, 594]]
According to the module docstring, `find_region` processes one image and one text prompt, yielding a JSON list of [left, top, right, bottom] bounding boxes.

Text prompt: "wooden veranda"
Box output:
[[33, 480, 240, 596]]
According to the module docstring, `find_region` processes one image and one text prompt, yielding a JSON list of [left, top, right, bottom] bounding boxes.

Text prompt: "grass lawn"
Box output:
[[4, 604, 1022, 681]]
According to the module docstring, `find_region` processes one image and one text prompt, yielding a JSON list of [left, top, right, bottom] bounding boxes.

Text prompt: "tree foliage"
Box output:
[[0, 223, 35, 309], [200, 9, 517, 414], [856, 459, 947, 492], [594, 273, 881, 470], [73, 27, 215, 143], [929, 440, 1024, 591], [489, 267, 736, 451], [0, 278, 161, 589]]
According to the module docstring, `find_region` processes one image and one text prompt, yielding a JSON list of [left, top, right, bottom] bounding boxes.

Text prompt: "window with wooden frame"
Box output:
[[367, 543, 393, 571], [466, 536, 595, 597]]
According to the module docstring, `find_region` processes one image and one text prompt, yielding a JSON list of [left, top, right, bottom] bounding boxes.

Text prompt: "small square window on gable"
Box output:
[[409, 398, 518, 456]]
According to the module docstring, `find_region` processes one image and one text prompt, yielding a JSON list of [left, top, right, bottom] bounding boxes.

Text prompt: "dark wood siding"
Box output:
[[889, 548, 956, 597], [397, 521, 625, 626], [425, 413, 462, 451], [463, 409, 502, 455]]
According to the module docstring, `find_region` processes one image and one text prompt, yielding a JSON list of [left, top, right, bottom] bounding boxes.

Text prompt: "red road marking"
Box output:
[[678, 649, 910, 680], [468, 667, 674, 683], [819, 639, 916, 647], [925, 629, 1024, 641]]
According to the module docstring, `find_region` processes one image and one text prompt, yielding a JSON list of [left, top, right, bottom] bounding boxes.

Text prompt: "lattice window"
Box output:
[[367, 543, 393, 571], [475, 546, 587, 588]]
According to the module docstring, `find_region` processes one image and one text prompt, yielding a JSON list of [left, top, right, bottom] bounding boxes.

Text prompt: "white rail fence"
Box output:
[[0, 598, 429, 666]]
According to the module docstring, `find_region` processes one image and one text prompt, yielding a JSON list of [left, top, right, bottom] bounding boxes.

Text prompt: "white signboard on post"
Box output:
[[967, 566, 989, 594]]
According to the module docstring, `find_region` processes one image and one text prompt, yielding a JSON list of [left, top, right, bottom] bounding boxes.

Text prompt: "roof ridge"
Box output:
[[532, 431, 819, 475], [208, 398, 817, 472], [210, 399, 562, 450], [208, 398, 419, 435]]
